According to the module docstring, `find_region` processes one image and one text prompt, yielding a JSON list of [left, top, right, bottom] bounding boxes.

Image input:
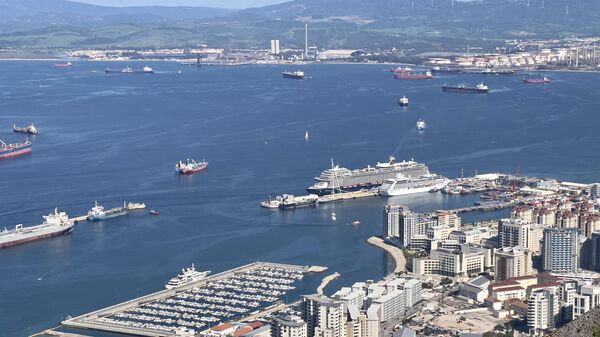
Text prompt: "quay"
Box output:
[[317, 189, 379, 204], [443, 201, 513, 214], [61, 262, 326, 337], [367, 236, 406, 274]]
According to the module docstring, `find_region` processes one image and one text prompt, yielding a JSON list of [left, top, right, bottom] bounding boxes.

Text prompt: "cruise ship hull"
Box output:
[[380, 180, 449, 196], [307, 182, 380, 196], [0, 227, 73, 249]]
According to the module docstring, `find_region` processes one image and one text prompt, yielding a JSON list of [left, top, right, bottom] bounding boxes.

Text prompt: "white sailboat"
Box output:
[[305, 131, 309, 140]]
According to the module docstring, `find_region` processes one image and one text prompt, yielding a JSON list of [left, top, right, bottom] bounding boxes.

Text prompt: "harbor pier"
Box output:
[[61, 262, 325, 337]]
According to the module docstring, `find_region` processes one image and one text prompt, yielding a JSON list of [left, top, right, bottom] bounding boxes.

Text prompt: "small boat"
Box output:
[[305, 131, 309, 140], [391, 66, 413, 73], [398, 95, 409, 106], [13, 123, 39, 135], [417, 119, 426, 130], [282, 71, 305, 79], [175, 159, 208, 174], [53, 61, 72, 68], [331, 212, 337, 221], [352, 220, 361, 226], [150, 210, 160, 216], [523, 76, 550, 84], [177, 70, 183, 74]]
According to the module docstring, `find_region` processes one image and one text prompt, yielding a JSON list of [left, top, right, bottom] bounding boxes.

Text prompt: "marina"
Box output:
[[61, 262, 325, 337]]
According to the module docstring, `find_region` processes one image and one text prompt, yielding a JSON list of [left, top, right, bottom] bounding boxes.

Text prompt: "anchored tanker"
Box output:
[[306, 156, 430, 195], [0, 208, 74, 249]]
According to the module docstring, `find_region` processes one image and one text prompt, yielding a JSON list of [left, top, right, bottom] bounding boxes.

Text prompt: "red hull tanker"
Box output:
[[0, 139, 32, 159], [175, 159, 208, 174]]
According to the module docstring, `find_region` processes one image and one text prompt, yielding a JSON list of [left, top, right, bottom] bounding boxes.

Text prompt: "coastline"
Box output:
[[367, 236, 407, 274]]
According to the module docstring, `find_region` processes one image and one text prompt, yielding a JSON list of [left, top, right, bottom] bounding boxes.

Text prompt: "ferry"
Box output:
[[523, 76, 550, 84], [282, 71, 305, 79], [379, 174, 450, 196], [105, 66, 154, 74], [87, 201, 129, 221], [398, 96, 409, 106], [53, 61, 72, 68], [416, 119, 426, 131], [13, 123, 39, 135], [391, 66, 413, 73], [0, 208, 74, 249], [175, 159, 208, 174], [394, 71, 432, 80], [442, 82, 490, 93], [165, 264, 211, 289], [0, 138, 32, 159]]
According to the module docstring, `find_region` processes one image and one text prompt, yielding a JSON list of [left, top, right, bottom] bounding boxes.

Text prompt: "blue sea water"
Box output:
[[0, 62, 599, 336]]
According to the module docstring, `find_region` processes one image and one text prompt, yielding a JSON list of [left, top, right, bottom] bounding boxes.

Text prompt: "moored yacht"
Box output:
[[165, 264, 211, 289]]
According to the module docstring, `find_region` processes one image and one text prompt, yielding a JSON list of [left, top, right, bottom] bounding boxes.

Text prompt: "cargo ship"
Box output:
[[53, 62, 72, 68], [379, 174, 450, 196], [282, 71, 305, 79], [394, 71, 432, 80], [0, 138, 32, 159], [398, 96, 409, 106], [105, 66, 154, 74], [523, 76, 550, 84], [165, 264, 211, 289], [0, 208, 74, 249], [13, 123, 39, 135], [306, 156, 430, 195], [175, 159, 208, 174], [87, 201, 129, 221], [442, 82, 490, 93]]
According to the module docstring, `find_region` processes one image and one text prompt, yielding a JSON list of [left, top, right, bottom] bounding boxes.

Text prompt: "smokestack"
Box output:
[[304, 23, 308, 60]]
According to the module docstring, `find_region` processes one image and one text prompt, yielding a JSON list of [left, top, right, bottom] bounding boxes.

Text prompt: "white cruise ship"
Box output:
[[165, 264, 211, 289], [379, 174, 450, 196]]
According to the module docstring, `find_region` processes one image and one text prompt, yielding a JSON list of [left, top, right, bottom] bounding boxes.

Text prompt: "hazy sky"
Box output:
[[75, 0, 288, 9]]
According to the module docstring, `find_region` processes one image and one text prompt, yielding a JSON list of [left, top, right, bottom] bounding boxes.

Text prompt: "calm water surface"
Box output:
[[0, 62, 599, 336]]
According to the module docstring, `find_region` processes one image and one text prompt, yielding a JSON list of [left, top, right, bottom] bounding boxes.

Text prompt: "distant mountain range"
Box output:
[[0, 0, 234, 32], [0, 0, 599, 50]]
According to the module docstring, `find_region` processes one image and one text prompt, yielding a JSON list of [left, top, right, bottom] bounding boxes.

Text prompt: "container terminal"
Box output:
[[61, 262, 326, 337]]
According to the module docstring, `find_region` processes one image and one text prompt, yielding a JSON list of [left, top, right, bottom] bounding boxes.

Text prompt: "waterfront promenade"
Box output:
[[367, 236, 406, 274]]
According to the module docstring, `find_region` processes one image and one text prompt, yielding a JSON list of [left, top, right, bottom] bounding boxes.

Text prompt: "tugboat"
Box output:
[[523, 76, 550, 84], [105, 66, 154, 74], [416, 119, 427, 131], [13, 123, 39, 135], [0, 138, 32, 159], [175, 159, 208, 174], [52, 61, 72, 68], [442, 82, 490, 93], [394, 71, 432, 80], [398, 95, 409, 106], [282, 70, 305, 79], [165, 264, 211, 289]]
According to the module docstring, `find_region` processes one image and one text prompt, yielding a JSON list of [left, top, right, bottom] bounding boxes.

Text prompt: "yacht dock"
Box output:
[[61, 262, 325, 337]]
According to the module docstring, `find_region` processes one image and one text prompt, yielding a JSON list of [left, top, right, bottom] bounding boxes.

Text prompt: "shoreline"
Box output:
[[367, 236, 407, 274]]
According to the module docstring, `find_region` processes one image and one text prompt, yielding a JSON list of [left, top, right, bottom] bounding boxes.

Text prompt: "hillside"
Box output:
[[549, 307, 600, 337], [1, 0, 600, 50]]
